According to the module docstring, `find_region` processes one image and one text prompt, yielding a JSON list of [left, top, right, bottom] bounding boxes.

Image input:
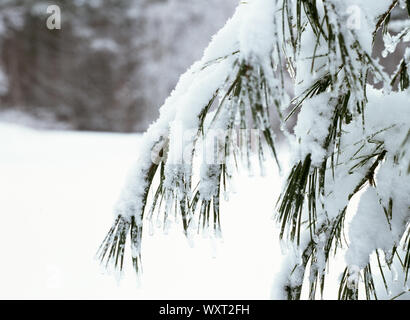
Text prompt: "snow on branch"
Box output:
[[99, 0, 410, 299]]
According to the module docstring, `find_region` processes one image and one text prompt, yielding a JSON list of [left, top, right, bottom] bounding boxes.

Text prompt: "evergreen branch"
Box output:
[[97, 0, 409, 300], [284, 241, 314, 300], [285, 72, 333, 121], [404, 227, 410, 282], [350, 150, 387, 197], [376, 249, 389, 293], [390, 290, 410, 300], [373, 0, 399, 40], [391, 58, 410, 91], [277, 154, 311, 245], [97, 144, 162, 276], [302, 0, 327, 40], [338, 267, 359, 300], [363, 264, 378, 300], [407, 0, 410, 17]]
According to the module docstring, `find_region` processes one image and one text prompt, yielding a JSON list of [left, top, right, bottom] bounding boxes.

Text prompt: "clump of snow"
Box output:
[[364, 88, 410, 155], [293, 93, 333, 166], [239, 0, 276, 65], [345, 188, 393, 268]]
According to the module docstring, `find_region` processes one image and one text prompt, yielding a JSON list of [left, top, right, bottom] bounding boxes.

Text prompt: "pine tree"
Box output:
[[98, 0, 410, 300]]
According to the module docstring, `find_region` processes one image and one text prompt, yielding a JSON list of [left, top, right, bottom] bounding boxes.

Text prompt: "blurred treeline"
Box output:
[[0, 1, 407, 132], [0, 0, 236, 131]]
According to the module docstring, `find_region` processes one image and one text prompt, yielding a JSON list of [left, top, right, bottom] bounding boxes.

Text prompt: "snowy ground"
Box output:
[[0, 123, 288, 299]]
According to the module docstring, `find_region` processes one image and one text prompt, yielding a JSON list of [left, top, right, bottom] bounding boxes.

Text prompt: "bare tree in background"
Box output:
[[0, 0, 236, 131]]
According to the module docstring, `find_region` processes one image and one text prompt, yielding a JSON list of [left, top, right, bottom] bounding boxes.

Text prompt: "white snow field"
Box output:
[[2, 123, 405, 300], [0, 122, 289, 299]]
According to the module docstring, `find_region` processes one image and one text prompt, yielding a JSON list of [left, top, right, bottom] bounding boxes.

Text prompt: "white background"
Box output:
[[0, 123, 286, 299]]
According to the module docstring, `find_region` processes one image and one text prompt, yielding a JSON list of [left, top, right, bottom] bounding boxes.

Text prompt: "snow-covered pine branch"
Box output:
[[98, 0, 410, 300]]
